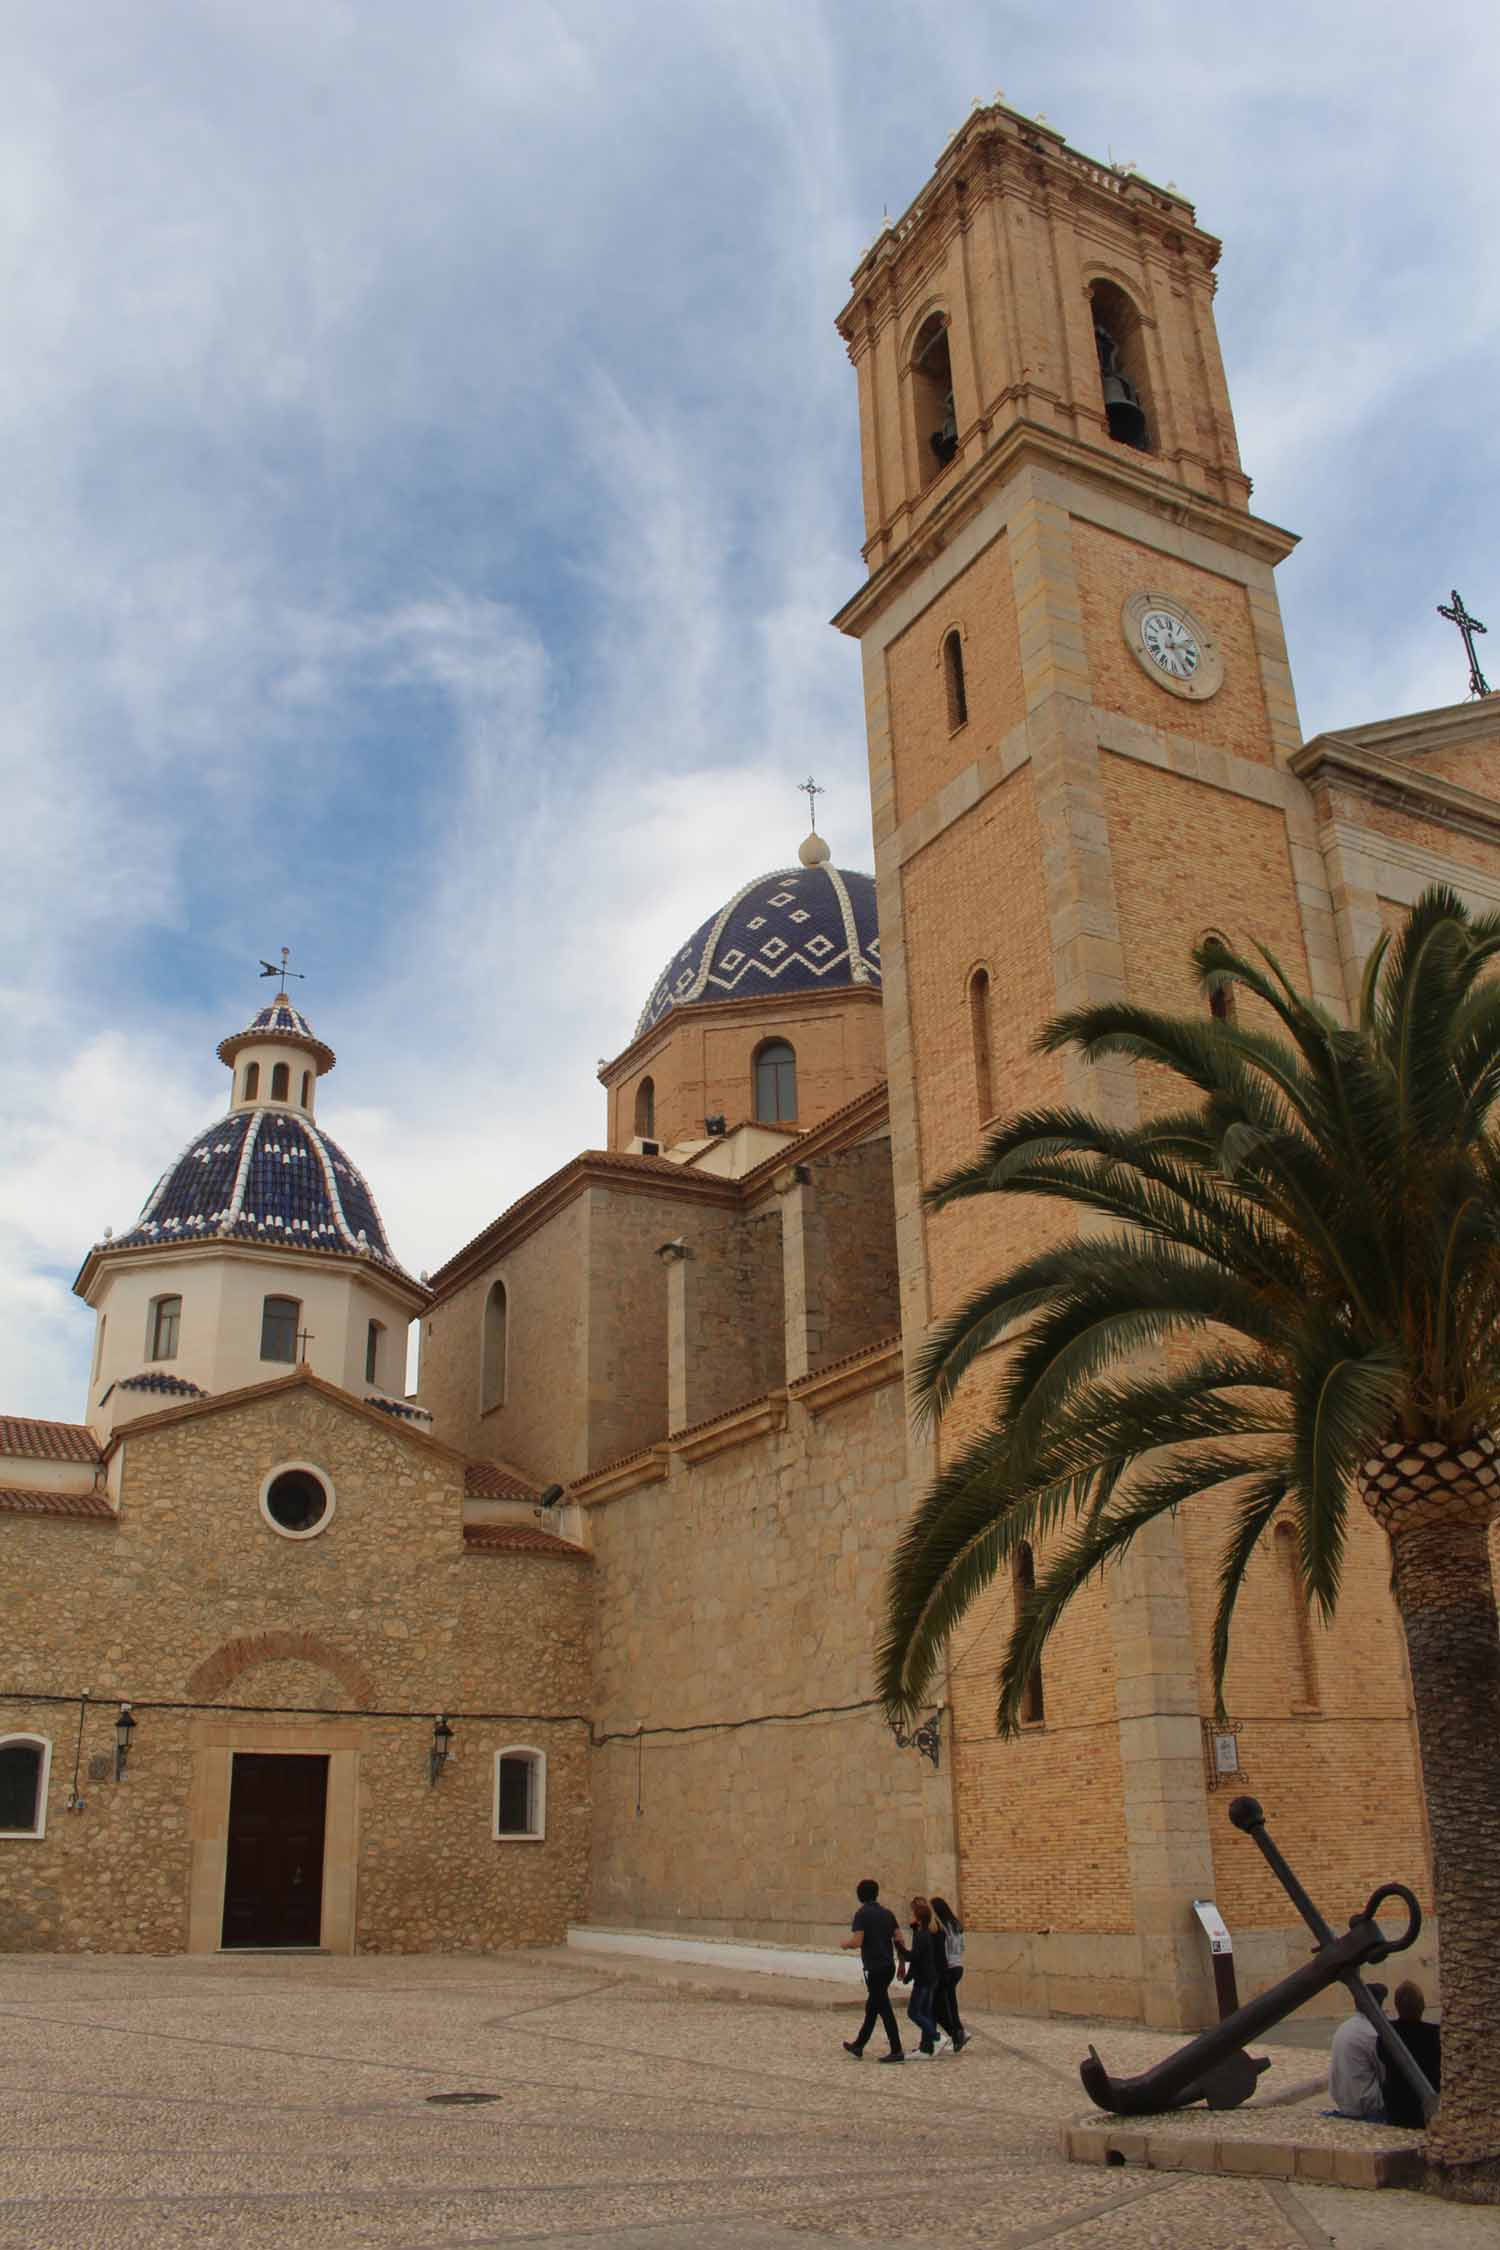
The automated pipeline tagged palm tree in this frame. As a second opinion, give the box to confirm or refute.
[879,887,1500,2190]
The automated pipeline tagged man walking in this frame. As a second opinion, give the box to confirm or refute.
[841,1878,908,2063]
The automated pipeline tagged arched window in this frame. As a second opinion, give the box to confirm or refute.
[482,1279,508,1412]
[910,312,957,484]
[1090,280,1153,453]
[0,1735,51,1838]
[365,1320,384,1386]
[148,1294,181,1362]
[1275,1521,1320,1710]
[300,1071,312,1108]
[1014,1543,1045,1725]
[243,1062,260,1101]
[270,1061,290,1102]
[943,629,968,731]
[260,1294,300,1363]
[753,1040,797,1125]
[493,1746,546,1840]
[634,1076,656,1140]
[969,967,994,1121]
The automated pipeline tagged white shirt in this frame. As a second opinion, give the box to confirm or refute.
[1329,2013,1384,2119]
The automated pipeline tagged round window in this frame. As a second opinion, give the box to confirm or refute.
[259,1463,336,1541]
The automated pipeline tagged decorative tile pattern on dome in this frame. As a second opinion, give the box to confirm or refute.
[114,1372,207,1398]
[249,998,318,1041]
[634,864,882,1036]
[98,1109,416,1280]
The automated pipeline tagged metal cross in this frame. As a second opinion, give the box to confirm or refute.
[1437,589,1491,699]
[259,944,307,991]
[798,776,824,828]
[296,1328,315,1360]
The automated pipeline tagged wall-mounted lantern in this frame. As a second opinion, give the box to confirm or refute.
[429,1715,454,1787]
[892,1707,944,1770]
[114,1702,136,1783]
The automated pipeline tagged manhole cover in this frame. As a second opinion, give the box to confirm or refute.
[426,2091,502,2107]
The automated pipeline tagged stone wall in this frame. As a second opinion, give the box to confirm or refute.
[666,1205,785,1433]
[420,1195,590,1480]
[791,1139,901,1376]
[586,1372,947,1946]
[0,1381,591,1954]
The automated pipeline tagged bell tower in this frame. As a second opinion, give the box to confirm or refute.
[836,104,1343,2028]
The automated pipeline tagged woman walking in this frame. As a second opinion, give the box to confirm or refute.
[903,1897,953,2058]
[931,1895,967,2052]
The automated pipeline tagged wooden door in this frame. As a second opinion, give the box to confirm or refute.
[221,1753,329,1948]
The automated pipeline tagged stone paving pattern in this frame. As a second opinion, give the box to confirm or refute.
[2,1952,1494,2249]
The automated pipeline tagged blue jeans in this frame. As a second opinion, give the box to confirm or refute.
[906,1981,940,2052]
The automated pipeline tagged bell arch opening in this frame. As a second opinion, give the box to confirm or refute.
[1089,279,1153,453]
[910,313,957,485]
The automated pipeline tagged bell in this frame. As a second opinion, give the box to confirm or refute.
[1102,371,1148,450]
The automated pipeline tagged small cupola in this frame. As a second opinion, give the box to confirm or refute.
[217,978,336,1118]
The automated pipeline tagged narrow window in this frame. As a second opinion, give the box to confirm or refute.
[92,1313,107,1381]
[300,1070,312,1107]
[910,313,957,484]
[365,1320,383,1385]
[1275,1522,1320,1709]
[753,1040,797,1124]
[969,967,994,1121]
[148,1294,182,1362]
[1014,1542,1045,1725]
[493,1747,546,1840]
[243,1062,260,1101]
[943,630,968,730]
[1090,280,1153,453]
[634,1076,656,1140]
[0,1736,50,1838]
[270,1061,290,1102]
[482,1279,508,1411]
[260,1294,300,1363]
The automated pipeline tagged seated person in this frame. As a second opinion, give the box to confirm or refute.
[1329,1982,1387,2121]
[1382,1980,1441,2130]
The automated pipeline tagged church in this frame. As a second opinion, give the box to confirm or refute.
[5,98,1496,2031]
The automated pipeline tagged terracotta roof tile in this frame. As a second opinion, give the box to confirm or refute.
[0,1417,101,1464]
[462,1522,589,1558]
[464,1460,540,1501]
[0,1487,114,1519]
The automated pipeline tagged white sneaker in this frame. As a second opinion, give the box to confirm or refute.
[933,2034,955,2056]
[909,2046,932,2060]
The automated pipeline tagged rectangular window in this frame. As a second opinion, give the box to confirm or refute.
[0,1739,49,1838]
[494,1751,545,1840]
[365,1320,382,1385]
[149,1296,181,1361]
[260,1296,300,1363]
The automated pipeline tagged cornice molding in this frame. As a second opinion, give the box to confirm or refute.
[1292,722,1500,848]
[73,1234,432,1314]
[832,420,1294,642]
[789,1339,903,1416]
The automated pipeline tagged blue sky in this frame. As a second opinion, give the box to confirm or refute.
[4,0,1498,1419]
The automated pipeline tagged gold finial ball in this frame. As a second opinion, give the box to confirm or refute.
[798,830,831,867]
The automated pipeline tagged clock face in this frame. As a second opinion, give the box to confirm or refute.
[1140,607,1201,681]
[1120,592,1223,701]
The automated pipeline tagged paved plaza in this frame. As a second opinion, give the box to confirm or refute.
[2,1951,1493,2249]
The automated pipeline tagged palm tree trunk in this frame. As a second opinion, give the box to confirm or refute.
[1388,1507,1500,2191]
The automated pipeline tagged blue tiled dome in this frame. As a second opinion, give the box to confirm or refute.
[635,862,881,1038]
[217,997,335,1074]
[100,1108,413,1278]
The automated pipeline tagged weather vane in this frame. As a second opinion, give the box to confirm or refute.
[258,945,306,995]
[1437,589,1491,699]
[798,775,825,830]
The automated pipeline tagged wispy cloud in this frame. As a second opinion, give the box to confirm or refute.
[3,0,1496,1418]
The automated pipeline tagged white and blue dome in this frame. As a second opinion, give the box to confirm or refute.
[635,858,881,1038]
[103,1107,410,1275]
